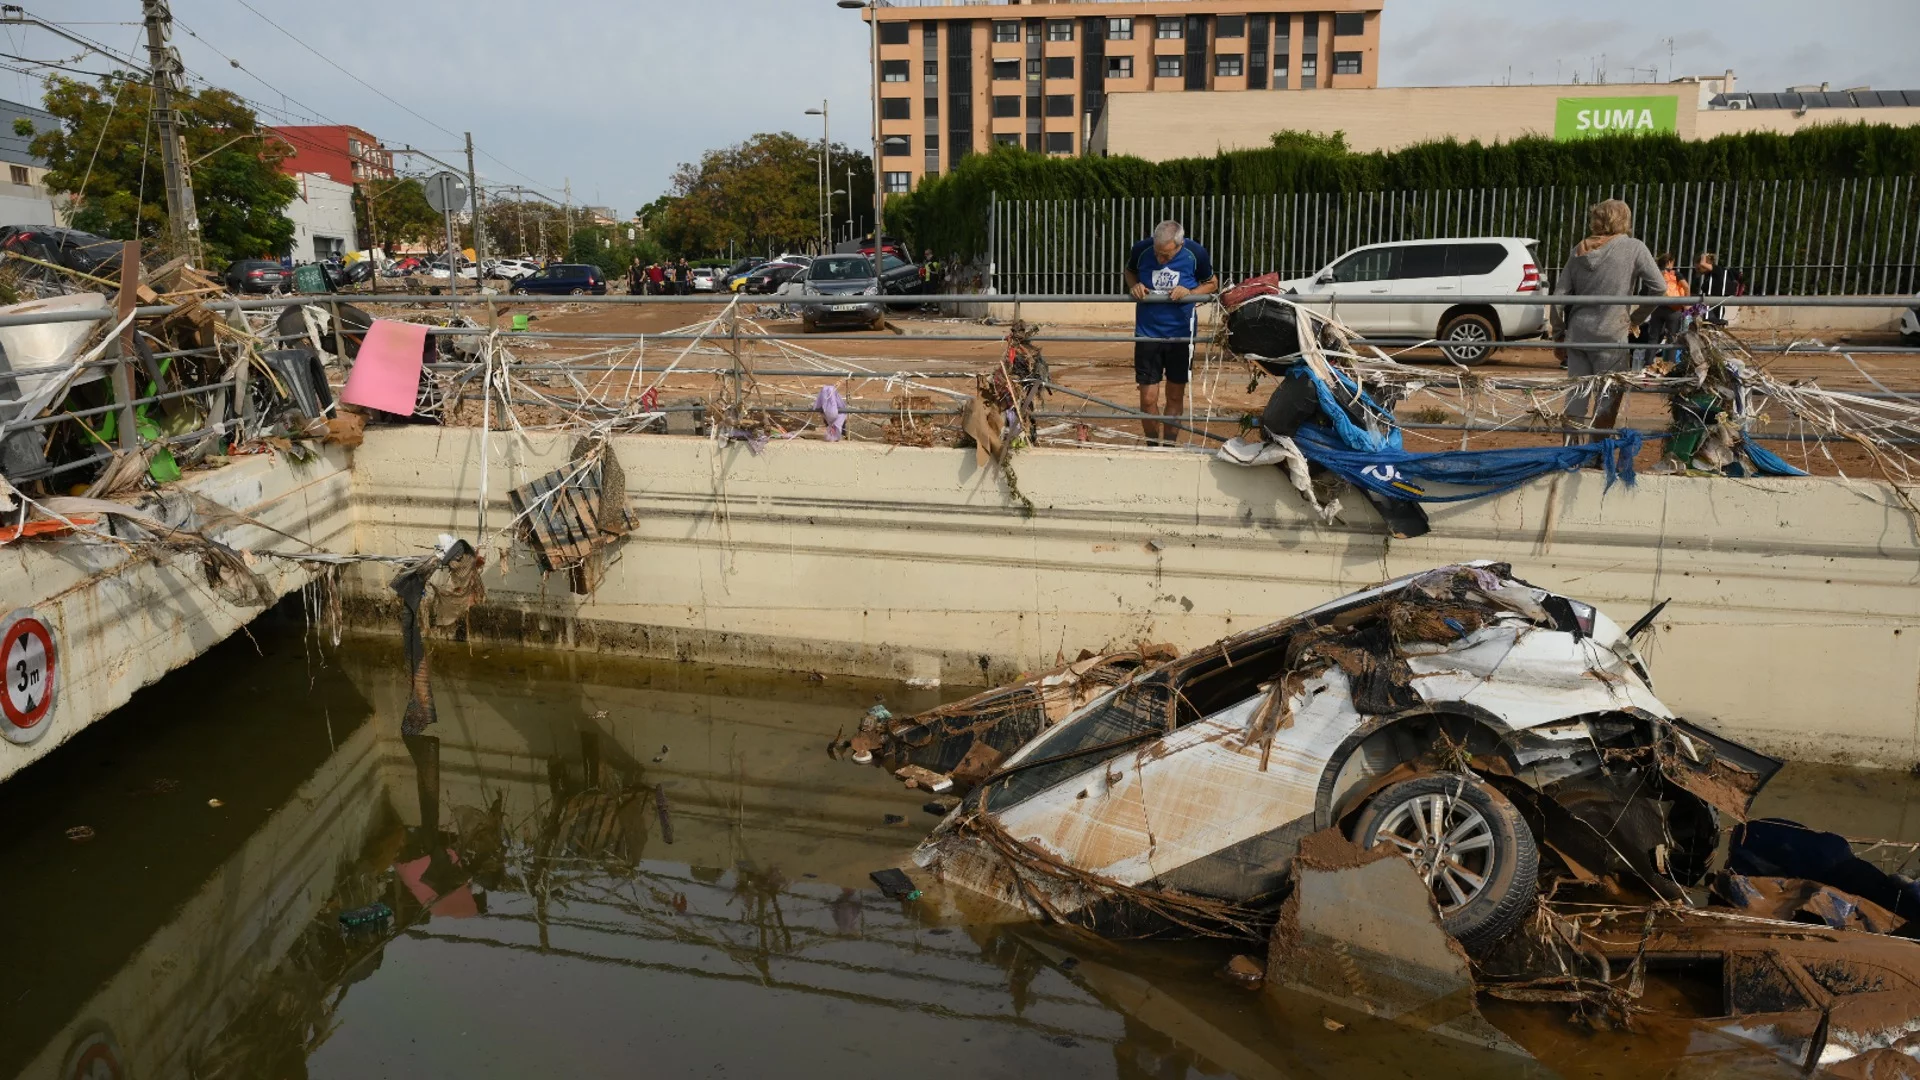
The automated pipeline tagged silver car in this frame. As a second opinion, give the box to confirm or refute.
[796,255,886,332]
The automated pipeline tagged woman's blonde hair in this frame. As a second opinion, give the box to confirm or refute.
[1588,198,1633,237]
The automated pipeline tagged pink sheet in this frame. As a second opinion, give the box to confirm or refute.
[340,318,428,415]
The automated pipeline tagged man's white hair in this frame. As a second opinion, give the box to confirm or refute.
[1152,220,1185,245]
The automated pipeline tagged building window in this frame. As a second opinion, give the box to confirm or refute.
[1045,56,1074,79]
[993,94,1021,118]
[1275,14,1291,42]
[1045,94,1074,117]
[8,165,27,186]
[881,97,911,119]
[1216,54,1244,77]
[1156,17,1182,39]
[924,60,939,82]
[992,58,1019,80]
[1107,17,1132,40]
[925,96,938,117]
[883,134,911,157]
[1302,14,1320,41]
[1156,56,1183,79]
[1273,62,1289,89]
[878,21,909,45]
[994,133,1020,147]
[1301,56,1317,89]
[992,20,1018,43]
[882,60,908,83]
[1106,55,1133,79]
[884,171,911,194]
[1027,58,1042,81]
[1046,19,1073,41]
[926,133,940,150]
[1216,15,1245,38]
[1027,21,1041,42]
[1333,51,1362,76]
[1046,132,1073,154]
[1334,12,1365,36]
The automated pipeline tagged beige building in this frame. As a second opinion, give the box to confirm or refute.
[1091,75,1920,159]
[867,0,1384,192]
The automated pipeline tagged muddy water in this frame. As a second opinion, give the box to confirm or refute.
[2,617,1918,1079]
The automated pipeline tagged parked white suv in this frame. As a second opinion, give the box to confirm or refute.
[1281,238,1546,365]
[489,258,540,282]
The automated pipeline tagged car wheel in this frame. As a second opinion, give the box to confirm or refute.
[511,287,527,296]
[570,287,585,296]
[1350,772,1537,954]
[1439,313,1499,366]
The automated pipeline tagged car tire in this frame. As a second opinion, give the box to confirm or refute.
[1438,312,1500,366]
[511,288,527,296]
[1350,772,1537,954]
[570,287,585,296]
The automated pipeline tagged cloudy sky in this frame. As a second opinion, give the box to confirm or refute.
[6,0,1917,215]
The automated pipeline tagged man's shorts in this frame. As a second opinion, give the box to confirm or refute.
[1134,339,1191,386]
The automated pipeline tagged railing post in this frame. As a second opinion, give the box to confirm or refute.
[111,240,142,452]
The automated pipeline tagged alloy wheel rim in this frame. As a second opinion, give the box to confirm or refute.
[1375,792,1495,912]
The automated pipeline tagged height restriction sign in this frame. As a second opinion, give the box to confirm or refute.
[1,609,57,744]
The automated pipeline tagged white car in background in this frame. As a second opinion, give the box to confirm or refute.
[691,266,721,292]
[1281,237,1546,366]
[1902,294,1919,345]
[424,260,479,282]
[489,258,539,282]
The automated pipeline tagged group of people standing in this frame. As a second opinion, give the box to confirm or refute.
[629,258,694,296]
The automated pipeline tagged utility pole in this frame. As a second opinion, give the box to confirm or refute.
[141,0,202,262]
[563,177,574,251]
[464,131,488,277]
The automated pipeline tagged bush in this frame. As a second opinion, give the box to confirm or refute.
[889,123,1920,258]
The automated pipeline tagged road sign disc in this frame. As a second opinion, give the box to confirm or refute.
[1,609,57,744]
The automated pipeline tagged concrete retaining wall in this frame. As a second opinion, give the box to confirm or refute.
[347,427,1920,769]
[981,300,1908,335]
[0,448,355,784]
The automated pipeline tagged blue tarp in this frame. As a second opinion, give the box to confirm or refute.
[1293,424,1643,503]
[1278,362,1641,503]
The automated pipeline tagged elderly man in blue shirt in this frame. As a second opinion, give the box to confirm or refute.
[1125,220,1218,445]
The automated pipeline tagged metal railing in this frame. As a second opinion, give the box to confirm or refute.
[1,289,1914,490]
[988,178,1920,296]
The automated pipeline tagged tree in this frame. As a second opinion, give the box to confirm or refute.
[33,73,296,265]
[354,177,442,254]
[650,132,874,259]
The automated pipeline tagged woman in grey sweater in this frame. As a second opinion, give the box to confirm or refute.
[1550,199,1667,436]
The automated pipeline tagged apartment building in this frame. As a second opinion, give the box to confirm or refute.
[867,0,1384,192]
[269,125,396,185]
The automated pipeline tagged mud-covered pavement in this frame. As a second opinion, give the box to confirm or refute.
[3,608,1918,1078]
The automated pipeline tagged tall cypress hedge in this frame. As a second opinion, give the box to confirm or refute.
[890,124,1920,259]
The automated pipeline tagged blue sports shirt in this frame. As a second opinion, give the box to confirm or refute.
[1127,238,1215,340]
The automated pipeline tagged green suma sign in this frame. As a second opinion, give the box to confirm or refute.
[1554,96,1680,140]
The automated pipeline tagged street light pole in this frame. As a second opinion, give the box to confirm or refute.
[837,0,883,273]
[805,102,829,254]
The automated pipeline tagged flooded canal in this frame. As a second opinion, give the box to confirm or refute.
[5,610,1920,1079]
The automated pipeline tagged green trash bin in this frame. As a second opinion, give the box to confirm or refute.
[293,263,328,294]
[511,314,530,332]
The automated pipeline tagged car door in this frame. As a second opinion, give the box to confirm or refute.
[1394,243,1458,338]
[1317,245,1399,335]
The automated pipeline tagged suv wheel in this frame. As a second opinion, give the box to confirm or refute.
[570,287,586,296]
[1439,312,1499,366]
[1350,772,1537,953]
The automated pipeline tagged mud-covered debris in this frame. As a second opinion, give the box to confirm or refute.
[1222,954,1265,988]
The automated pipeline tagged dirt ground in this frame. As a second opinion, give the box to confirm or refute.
[376,294,1920,481]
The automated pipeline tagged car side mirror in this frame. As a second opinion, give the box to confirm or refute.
[1316,272,1335,285]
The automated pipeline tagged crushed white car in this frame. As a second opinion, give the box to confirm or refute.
[842,563,1779,952]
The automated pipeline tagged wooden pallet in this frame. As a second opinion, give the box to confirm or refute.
[507,462,636,572]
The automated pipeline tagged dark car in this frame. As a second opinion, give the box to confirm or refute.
[736,262,808,296]
[721,256,766,282]
[870,252,924,297]
[225,258,290,294]
[795,255,891,331]
[0,226,124,276]
[510,263,608,296]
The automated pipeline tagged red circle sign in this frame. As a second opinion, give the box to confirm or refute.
[1,609,57,743]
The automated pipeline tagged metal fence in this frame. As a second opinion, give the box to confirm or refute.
[988,177,1920,297]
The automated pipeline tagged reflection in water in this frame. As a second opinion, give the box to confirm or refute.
[5,616,1919,1078]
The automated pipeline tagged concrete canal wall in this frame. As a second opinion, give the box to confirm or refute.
[347,427,1920,769]
[0,448,353,784]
